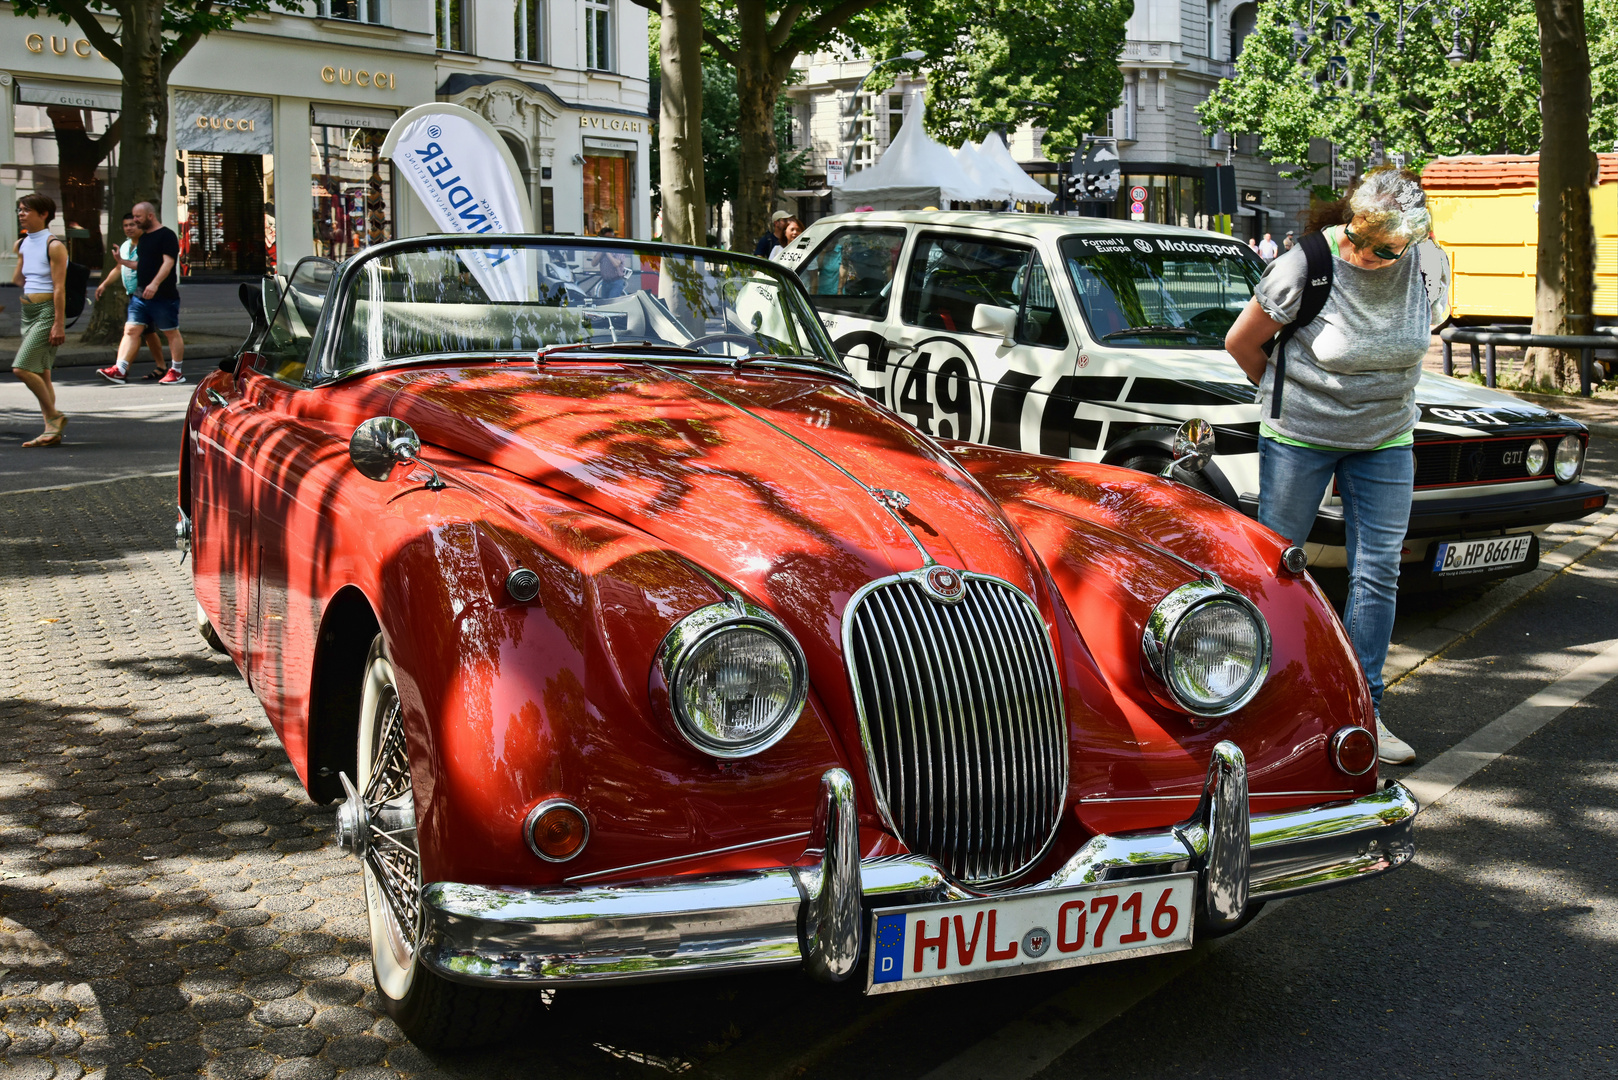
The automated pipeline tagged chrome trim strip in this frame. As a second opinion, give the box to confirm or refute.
[418,778,1417,989]
[563,831,812,884]
[1080,789,1354,804]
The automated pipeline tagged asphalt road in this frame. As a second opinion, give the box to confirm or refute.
[0,380,1613,1078]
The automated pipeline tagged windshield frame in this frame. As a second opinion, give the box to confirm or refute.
[1058,232,1264,351]
[303,233,849,387]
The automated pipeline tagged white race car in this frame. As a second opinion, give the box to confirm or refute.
[785,211,1607,588]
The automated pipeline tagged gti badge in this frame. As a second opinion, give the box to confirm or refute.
[920,565,965,604]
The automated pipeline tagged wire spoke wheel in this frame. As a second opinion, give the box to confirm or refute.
[358,644,423,1000]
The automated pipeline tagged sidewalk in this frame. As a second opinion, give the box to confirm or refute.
[0,281,248,370]
[1423,338,1618,437]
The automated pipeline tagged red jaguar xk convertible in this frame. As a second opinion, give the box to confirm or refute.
[181,236,1417,1048]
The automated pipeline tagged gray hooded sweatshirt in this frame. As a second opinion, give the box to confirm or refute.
[1252,234,1434,450]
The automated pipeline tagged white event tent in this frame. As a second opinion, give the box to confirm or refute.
[976,133,1057,206]
[833,94,988,211]
[952,140,1013,203]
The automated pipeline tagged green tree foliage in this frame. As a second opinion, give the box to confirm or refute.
[864,0,1132,155]
[1198,0,1617,184]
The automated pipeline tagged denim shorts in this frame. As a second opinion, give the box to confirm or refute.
[127,295,180,332]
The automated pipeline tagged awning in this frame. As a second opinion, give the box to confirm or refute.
[15,79,121,112]
[783,188,832,198]
[1245,202,1284,215]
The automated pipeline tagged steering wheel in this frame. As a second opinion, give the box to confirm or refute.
[685,332,760,354]
[1183,308,1231,334]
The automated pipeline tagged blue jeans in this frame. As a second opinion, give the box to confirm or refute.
[1258,438,1414,710]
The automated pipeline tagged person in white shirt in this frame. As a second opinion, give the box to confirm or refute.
[10,194,68,446]
[1258,232,1279,261]
[94,212,166,378]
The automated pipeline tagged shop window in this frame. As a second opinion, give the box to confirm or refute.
[516,0,545,61]
[8,103,120,269]
[178,150,276,278]
[311,124,395,261]
[582,149,630,236]
[436,0,466,51]
[540,187,556,233]
[323,0,385,22]
[585,0,613,71]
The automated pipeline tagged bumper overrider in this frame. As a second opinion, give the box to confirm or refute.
[419,743,1417,988]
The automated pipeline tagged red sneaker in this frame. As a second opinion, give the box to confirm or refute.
[157,369,187,385]
[97,366,127,384]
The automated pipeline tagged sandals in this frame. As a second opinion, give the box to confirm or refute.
[23,413,67,448]
[141,367,168,381]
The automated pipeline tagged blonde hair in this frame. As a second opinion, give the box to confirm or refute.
[1348,166,1431,246]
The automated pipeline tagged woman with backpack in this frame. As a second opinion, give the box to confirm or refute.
[11,194,69,447]
[1224,166,1444,767]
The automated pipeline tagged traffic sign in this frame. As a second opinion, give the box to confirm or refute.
[1130,200,1145,214]
[1129,186,1148,203]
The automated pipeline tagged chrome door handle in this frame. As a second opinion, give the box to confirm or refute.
[206,389,229,408]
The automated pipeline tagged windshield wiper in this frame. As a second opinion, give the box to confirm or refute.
[737,353,828,365]
[1099,325,1203,340]
[535,340,706,363]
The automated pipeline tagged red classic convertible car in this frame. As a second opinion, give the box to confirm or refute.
[182,236,1416,1048]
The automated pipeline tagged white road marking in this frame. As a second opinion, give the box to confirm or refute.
[1403,637,1618,809]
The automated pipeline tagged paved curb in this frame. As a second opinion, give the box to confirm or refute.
[1382,508,1618,687]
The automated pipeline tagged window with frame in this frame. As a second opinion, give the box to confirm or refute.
[436,0,466,51]
[585,0,613,71]
[323,0,384,22]
[797,227,906,320]
[515,0,544,61]
[1206,0,1219,59]
[887,94,904,142]
[901,233,1069,349]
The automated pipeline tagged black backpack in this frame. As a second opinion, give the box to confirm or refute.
[1261,230,1332,421]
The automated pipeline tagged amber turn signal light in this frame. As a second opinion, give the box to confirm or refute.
[524,799,589,862]
[1329,726,1377,776]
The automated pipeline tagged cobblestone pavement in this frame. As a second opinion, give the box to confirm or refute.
[0,477,442,1080]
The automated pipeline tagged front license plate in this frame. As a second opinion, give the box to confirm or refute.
[1431,533,1535,577]
[866,874,1196,994]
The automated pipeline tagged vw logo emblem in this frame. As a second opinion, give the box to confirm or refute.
[1132,238,1154,253]
[1022,927,1052,957]
[920,565,965,604]
[426,124,443,139]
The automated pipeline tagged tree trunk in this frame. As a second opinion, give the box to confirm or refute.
[733,5,781,254]
[658,0,707,245]
[1526,0,1595,389]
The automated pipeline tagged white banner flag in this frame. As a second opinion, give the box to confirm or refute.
[381,103,535,302]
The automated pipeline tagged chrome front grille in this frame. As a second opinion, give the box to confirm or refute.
[844,572,1067,885]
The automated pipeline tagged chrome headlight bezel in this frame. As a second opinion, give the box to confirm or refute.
[1141,580,1272,720]
[656,601,809,759]
[1553,434,1583,483]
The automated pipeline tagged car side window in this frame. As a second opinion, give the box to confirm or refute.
[254,259,336,384]
[796,227,906,321]
[901,233,1068,350]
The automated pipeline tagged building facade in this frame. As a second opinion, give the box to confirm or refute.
[783,0,1307,238]
[0,0,651,280]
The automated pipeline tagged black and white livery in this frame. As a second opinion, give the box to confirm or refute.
[785,211,1606,587]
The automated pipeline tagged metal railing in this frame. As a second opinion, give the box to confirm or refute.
[1439,324,1618,397]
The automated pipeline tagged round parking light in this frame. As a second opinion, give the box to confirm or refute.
[525,800,589,862]
[1330,726,1377,776]
[1554,435,1582,483]
[1524,439,1547,476]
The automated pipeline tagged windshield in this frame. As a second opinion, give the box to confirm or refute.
[1060,234,1262,348]
[318,240,840,379]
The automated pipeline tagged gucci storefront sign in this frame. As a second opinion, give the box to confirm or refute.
[321,66,397,90]
[174,90,274,156]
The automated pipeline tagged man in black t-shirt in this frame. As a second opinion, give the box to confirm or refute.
[100,201,187,385]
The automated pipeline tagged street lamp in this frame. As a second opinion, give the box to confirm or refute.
[840,50,926,177]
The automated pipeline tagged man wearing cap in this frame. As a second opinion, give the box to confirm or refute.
[754,211,790,258]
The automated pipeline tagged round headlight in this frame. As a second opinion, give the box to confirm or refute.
[1142,582,1271,719]
[1554,434,1582,483]
[1524,439,1548,476]
[659,603,807,757]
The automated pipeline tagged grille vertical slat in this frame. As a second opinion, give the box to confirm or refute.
[846,573,1067,885]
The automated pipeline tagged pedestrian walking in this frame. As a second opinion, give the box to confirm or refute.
[1282,230,1296,253]
[94,212,166,378]
[753,211,790,259]
[1223,166,1442,765]
[9,194,69,447]
[98,200,185,385]
[1247,237,1260,255]
[1258,231,1279,261]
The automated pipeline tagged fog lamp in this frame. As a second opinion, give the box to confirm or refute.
[525,799,589,862]
[1330,726,1377,776]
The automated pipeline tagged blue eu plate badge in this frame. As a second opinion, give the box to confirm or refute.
[871,913,906,984]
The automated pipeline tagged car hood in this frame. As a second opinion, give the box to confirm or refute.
[387,362,1045,615]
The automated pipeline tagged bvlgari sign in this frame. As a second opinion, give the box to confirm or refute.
[174,90,273,156]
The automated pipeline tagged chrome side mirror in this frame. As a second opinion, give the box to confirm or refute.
[971,303,1018,347]
[1169,418,1217,474]
[349,416,445,491]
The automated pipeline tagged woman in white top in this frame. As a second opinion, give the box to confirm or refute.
[10,194,68,447]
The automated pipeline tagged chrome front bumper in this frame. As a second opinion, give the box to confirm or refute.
[421,744,1417,987]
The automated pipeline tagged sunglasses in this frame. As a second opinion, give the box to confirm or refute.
[1343,225,1408,262]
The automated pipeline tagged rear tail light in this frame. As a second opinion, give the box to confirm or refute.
[1329,726,1377,776]
[525,799,590,862]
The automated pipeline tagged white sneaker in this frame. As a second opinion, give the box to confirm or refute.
[1376,716,1416,765]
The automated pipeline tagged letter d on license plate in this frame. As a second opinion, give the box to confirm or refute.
[865,874,1196,994]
